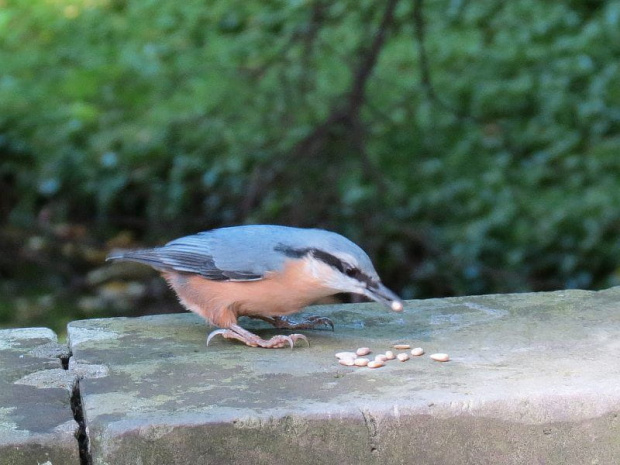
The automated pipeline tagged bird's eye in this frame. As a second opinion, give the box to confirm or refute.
[345,268,358,278]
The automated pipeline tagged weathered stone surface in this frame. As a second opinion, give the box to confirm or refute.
[0,328,79,465]
[68,288,620,465]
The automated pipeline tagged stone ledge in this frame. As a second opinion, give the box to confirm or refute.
[66,287,620,465]
[0,328,80,465]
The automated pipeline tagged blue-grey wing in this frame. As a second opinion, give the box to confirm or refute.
[107,227,288,281]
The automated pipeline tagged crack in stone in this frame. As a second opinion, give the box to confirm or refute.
[360,409,379,454]
[60,348,93,465]
[60,353,70,370]
[70,381,92,465]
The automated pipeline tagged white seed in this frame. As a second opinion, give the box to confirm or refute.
[385,350,395,360]
[391,301,403,312]
[367,361,384,369]
[430,353,450,362]
[335,352,357,360]
[339,358,355,366]
[356,347,371,356]
[374,354,388,363]
[410,347,424,356]
[397,353,410,362]
[354,357,370,367]
[393,344,411,350]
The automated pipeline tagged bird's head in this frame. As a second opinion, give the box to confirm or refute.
[275,234,403,312]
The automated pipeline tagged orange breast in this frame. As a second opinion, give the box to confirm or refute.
[162,259,335,328]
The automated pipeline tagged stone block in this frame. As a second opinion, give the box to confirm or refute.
[68,288,620,464]
[0,328,79,465]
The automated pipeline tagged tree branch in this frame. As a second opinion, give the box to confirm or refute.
[347,0,400,119]
[247,2,402,222]
[412,0,475,120]
[294,0,401,158]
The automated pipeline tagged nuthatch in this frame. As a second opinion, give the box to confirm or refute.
[107,225,403,349]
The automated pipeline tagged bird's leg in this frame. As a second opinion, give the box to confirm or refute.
[250,315,335,331]
[206,324,308,349]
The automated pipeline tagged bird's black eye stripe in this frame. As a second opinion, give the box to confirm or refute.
[275,245,345,271]
[274,244,375,286]
[274,244,308,259]
[310,249,348,273]
[344,267,374,287]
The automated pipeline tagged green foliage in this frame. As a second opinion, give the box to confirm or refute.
[2,0,620,318]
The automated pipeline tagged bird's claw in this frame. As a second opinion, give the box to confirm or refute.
[206,329,229,346]
[206,327,309,349]
[258,315,334,331]
[263,334,309,349]
[305,315,335,331]
[284,333,309,348]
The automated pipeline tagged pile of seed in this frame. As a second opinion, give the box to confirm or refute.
[335,344,449,369]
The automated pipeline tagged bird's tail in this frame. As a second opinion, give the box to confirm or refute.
[106,249,165,269]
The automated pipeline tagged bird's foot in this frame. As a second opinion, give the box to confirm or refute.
[206,324,308,349]
[252,315,335,331]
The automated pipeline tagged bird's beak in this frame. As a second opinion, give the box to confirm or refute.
[364,282,404,312]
